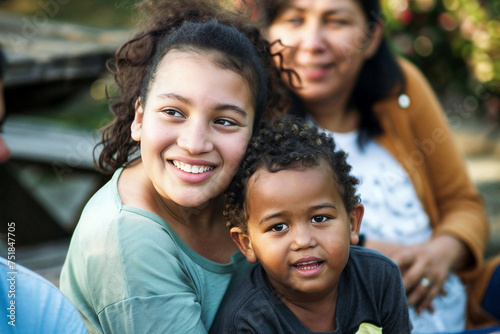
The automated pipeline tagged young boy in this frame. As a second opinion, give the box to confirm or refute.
[211,116,411,333]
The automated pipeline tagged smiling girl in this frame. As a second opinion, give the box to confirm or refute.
[59,1,286,333]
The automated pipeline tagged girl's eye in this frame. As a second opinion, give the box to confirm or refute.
[311,215,328,223]
[162,109,183,117]
[214,119,236,127]
[269,223,288,232]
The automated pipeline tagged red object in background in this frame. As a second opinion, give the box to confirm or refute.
[397,9,413,26]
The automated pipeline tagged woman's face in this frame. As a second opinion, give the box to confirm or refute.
[132,50,255,208]
[266,0,382,105]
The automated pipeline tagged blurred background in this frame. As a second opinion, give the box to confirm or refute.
[0,0,498,285]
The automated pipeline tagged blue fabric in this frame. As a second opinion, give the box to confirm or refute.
[0,257,87,334]
[434,326,500,334]
[481,263,500,321]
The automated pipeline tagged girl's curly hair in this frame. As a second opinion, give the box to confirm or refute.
[224,115,361,232]
[95,0,293,173]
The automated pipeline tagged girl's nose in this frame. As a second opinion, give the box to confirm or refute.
[290,224,317,251]
[177,119,214,155]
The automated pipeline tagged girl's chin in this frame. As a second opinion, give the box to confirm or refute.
[174,190,221,209]
[175,197,211,209]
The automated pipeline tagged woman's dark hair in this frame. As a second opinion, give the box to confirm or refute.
[224,115,360,232]
[96,0,289,173]
[0,44,6,80]
[254,0,406,147]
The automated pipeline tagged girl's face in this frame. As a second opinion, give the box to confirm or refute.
[132,50,255,208]
[266,0,382,105]
[233,163,363,299]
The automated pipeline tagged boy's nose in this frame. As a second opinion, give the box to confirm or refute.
[290,224,317,251]
[177,119,214,155]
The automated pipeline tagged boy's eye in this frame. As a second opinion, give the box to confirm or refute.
[311,215,328,223]
[269,223,288,232]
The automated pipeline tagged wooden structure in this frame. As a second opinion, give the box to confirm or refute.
[0,12,131,248]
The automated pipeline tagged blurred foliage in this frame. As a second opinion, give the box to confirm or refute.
[0,0,137,27]
[2,0,498,100]
[382,0,500,97]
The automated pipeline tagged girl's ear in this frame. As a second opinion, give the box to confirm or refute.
[349,204,364,245]
[364,22,384,60]
[230,227,257,263]
[131,98,144,142]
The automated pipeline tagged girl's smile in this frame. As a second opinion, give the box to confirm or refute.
[131,50,255,208]
[169,159,216,183]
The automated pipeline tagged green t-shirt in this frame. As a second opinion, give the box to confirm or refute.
[60,168,253,334]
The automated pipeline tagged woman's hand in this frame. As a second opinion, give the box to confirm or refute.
[365,235,471,314]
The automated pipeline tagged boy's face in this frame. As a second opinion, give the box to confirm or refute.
[231,162,363,300]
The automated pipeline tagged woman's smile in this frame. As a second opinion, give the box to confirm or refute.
[296,62,335,81]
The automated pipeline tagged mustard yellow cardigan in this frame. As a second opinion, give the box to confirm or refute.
[373,58,489,280]
[372,58,499,327]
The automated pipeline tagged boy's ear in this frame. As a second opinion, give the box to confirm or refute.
[349,204,364,245]
[230,227,257,263]
[131,98,143,142]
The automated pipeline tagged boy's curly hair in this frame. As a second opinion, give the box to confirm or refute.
[95,0,293,174]
[224,115,360,232]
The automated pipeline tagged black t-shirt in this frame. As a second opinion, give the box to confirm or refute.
[210,246,411,334]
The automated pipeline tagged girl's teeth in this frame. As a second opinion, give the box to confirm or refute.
[173,161,213,174]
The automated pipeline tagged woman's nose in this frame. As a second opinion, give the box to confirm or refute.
[299,21,327,54]
[177,119,214,155]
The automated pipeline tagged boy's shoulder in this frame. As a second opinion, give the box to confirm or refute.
[211,264,290,333]
[346,246,401,285]
[221,264,274,312]
[349,245,398,267]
